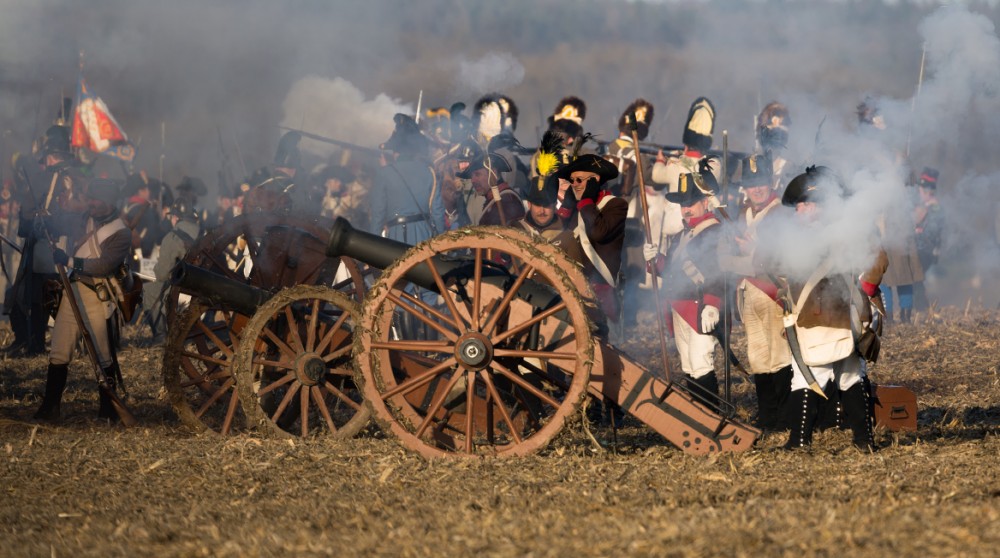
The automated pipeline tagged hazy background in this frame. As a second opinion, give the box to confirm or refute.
[2,0,1000,306]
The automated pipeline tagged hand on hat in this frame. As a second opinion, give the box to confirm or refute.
[580,178,601,205]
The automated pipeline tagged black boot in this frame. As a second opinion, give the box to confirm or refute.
[753,373,778,431]
[686,372,719,401]
[841,381,877,451]
[816,381,844,432]
[772,365,793,431]
[784,388,820,449]
[34,364,69,422]
[98,364,121,422]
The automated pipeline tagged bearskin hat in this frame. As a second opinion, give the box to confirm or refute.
[547,96,587,138]
[757,101,790,150]
[617,99,655,140]
[449,102,472,143]
[274,131,302,168]
[682,97,716,152]
[473,94,505,141]
[498,95,518,132]
[422,107,451,143]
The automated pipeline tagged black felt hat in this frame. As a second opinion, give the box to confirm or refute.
[737,153,773,188]
[781,165,845,207]
[554,154,619,184]
[666,172,714,206]
[456,152,512,179]
[86,178,122,206]
[525,173,560,207]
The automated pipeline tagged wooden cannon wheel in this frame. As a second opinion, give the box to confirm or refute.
[233,285,369,439]
[355,228,594,458]
[161,211,366,434]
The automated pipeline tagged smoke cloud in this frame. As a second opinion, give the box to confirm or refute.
[456,52,525,94]
[2,0,1000,305]
[280,76,411,159]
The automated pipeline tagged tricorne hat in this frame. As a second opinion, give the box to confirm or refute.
[554,154,618,184]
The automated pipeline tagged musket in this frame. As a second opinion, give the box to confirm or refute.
[41,224,138,426]
[637,141,748,161]
[415,90,423,125]
[721,131,732,403]
[0,231,23,254]
[21,157,138,425]
[277,126,381,156]
[627,112,672,383]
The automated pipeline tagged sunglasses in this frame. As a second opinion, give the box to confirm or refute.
[571,177,595,184]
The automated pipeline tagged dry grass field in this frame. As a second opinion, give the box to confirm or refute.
[2,308,999,557]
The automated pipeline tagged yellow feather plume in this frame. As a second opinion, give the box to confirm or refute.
[537,151,558,178]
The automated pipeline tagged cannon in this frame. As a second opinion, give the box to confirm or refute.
[161,212,367,436]
[224,217,760,457]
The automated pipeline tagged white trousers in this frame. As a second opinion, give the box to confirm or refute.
[50,282,115,368]
[672,310,718,378]
[790,353,865,391]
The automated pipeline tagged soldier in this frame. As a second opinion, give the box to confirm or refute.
[554,154,627,325]
[756,101,793,191]
[143,199,201,344]
[4,125,84,357]
[122,172,165,262]
[318,164,367,229]
[245,131,301,213]
[648,98,722,260]
[879,176,924,325]
[530,97,590,191]
[720,154,793,430]
[605,99,655,197]
[369,113,445,244]
[471,94,530,198]
[649,170,725,398]
[913,167,943,311]
[775,166,887,451]
[34,178,132,422]
[456,152,524,227]
[515,175,563,241]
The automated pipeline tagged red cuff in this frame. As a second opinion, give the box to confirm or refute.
[703,294,722,310]
[556,207,573,219]
[860,281,879,297]
[576,198,595,210]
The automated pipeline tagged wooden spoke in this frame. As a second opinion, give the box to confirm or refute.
[261,326,297,359]
[306,298,320,351]
[426,255,471,330]
[491,349,579,361]
[472,247,482,330]
[314,310,350,356]
[369,340,454,353]
[195,321,234,359]
[379,357,458,401]
[414,371,465,439]
[195,377,236,418]
[479,370,522,444]
[321,382,365,413]
[258,372,296,396]
[312,385,338,433]
[489,361,561,409]
[492,301,568,345]
[269,380,301,423]
[284,306,306,353]
[388,290,460,342]
[481,263,534,337]
[221,389,240,436]
[464,373,475,453]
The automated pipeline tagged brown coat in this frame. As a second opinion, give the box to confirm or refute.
[557,194,629,286]
[792,248,888,330]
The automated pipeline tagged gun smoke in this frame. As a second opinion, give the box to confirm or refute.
[1,0,999,306]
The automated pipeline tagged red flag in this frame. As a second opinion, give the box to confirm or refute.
[71,77,134,161]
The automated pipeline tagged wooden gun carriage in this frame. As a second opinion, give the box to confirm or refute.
[164,212,760,457]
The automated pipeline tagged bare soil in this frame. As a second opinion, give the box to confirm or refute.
[2,308,1000,557]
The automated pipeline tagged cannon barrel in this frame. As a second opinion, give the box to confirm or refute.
[326,217,560,310]
[171,262,272,316]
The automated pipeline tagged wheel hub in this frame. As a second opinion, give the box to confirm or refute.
[294,353,328,386]
[455,332,493,370]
